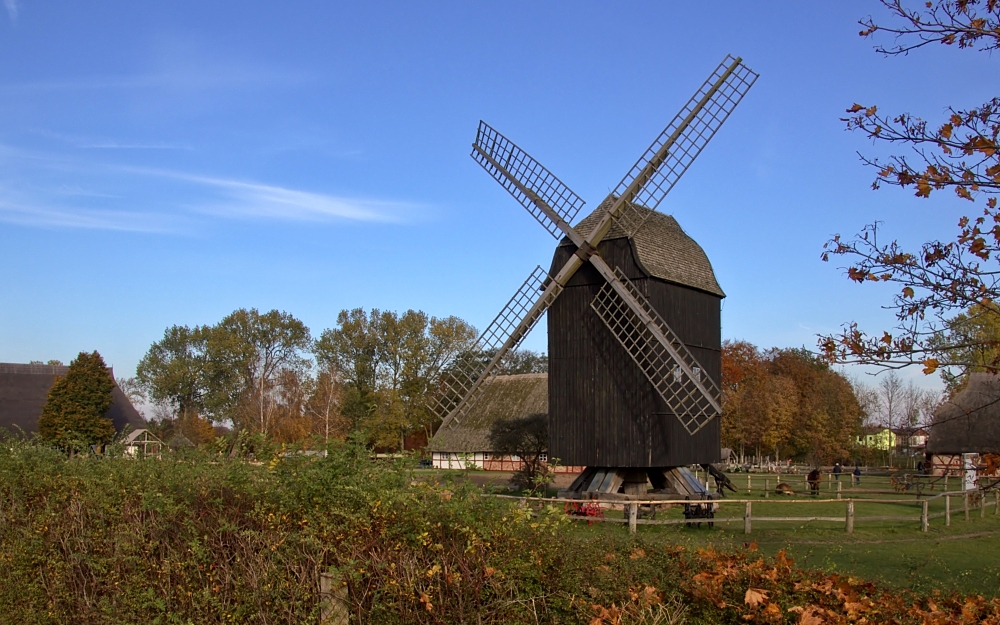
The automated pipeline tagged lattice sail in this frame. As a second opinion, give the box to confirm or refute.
[612,55,758,237]
[430,266,562,428]
[472,121,586,238]
[590,268,721,435]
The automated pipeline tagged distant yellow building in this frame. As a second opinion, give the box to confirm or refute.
[857,427,896,451]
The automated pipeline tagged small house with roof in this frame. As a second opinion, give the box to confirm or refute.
[926,373,1000,483]
[123,429,164,457]
[428,373,583,473]
[0,362,146,436]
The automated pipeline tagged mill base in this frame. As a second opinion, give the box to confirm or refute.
[557,466,717,500]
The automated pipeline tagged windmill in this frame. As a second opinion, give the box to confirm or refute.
[431,55,757,499]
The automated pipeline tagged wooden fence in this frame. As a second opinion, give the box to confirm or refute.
[494,488,1000,535]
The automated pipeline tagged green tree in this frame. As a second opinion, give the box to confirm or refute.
[314,308,383,430]
[211,308,312,433]
[315,308,476,449]
[927,302,1000,393]
[136,324,223,441]
[38,351,116,451]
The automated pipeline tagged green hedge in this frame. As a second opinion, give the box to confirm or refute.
[0,441,996,624]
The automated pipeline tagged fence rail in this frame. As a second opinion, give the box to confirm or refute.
[491,488,1000,534]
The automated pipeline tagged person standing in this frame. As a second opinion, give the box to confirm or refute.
[833,463,842,481]
[853,465,862,486]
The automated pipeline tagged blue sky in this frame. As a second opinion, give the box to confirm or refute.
[0,2,994,389]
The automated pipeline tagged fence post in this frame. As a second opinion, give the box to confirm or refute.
[837,481,842,500]
[945,495,951,526]
[627,502,637,535]
[319,572,350,625]
[996,490,999,516]
[982,491,987,518]
[744,501,752,534]
[964,492,970,522]
[921,500,929,532]
[846,500,854,534]
[764,479,769,498]
[747,474,751,494]
[944,474,948,490]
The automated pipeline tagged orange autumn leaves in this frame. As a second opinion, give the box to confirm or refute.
[680,544,1000,625]
[721,341,863,463]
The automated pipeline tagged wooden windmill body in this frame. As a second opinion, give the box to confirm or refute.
[548,200,724,470]
[430,55,757,499]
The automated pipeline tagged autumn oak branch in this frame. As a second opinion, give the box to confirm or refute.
[819,1,1000,380]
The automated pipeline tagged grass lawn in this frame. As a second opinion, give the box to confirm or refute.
[435,468,1000,597]
[564,504,1000,597]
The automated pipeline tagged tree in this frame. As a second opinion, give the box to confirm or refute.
[928,302,1000,393]
[314,308,382,430]
[136,324,218,423]
[720,341,797,464]
[820,1,1000,382]
[212,308,312,434]
[721,342,864,464]
[136,323,231,445]
[38,351,116,452]
[305,365,347,444]
[503,349,548,374]
[314,308,476,449]
[488,413,549,493]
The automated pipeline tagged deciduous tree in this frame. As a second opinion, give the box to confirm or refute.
[212,308,312,434]
[820,1,1000,382]
[314,308,476,449]
[722,342,864,464]
[488,413,549,493]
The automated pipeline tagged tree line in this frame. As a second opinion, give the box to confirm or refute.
[133,307,547,450]
[721,341,867,465]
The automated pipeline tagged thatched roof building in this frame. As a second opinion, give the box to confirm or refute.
[927,373,1000,455]
[429,373,547,454]
[0,363,146,436]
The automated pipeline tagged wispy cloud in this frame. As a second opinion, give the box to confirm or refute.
[0,154,420,232]
[3,0,17,23]
[137,170,411,223]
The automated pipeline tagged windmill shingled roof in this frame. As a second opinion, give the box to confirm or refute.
[569,195,725,297]
[927,372,1000,455]
[428,373,547,452]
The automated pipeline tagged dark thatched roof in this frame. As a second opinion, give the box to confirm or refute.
[927,373,1000,455]
[428,373,547,453]
[0,363,146,436]
[568,195,725,297]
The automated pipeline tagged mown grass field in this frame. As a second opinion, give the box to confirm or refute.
[434,468,1000,597]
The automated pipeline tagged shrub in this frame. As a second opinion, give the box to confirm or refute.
[0,439,998,624]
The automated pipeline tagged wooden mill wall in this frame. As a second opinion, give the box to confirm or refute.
[547,237,722,468]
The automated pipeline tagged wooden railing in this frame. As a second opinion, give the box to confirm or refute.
[491,488,1000,534]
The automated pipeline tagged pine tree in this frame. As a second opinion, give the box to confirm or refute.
[38,351,116,451]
